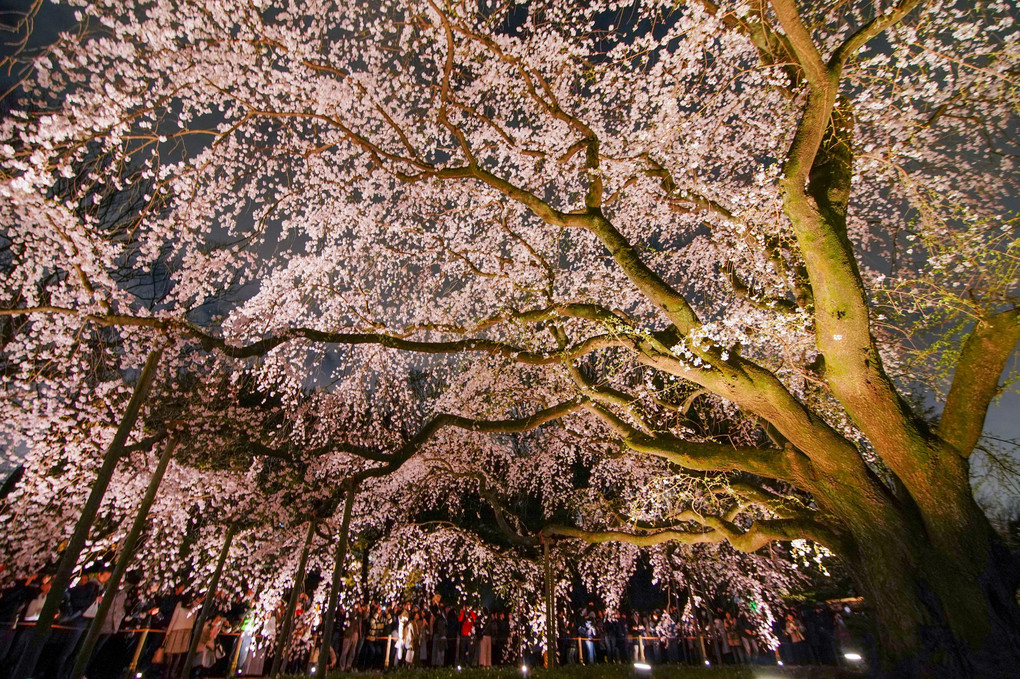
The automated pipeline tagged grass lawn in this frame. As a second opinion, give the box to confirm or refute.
[313,665,866,679]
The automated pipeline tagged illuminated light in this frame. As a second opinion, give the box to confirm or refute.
[704,659,710,665]
[633,662,652,671]
[520,664,528,674]
[136,674,143,679]
[457,666,462,671]
[777,660,784,666]
[845,652,863,661]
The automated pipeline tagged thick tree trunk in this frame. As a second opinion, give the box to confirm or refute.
[10,348,162,679]
[840,500,1020,678]
[72,435,179,679]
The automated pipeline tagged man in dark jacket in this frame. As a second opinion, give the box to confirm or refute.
[53,572,103,679]
[0,574,41,665]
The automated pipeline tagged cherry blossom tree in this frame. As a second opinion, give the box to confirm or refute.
[2,0,1019,675]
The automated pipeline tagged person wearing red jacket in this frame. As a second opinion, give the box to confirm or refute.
[457,607,476,666]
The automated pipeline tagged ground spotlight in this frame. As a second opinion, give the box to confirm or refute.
[777,660,784,666]
[521,664,528,674]
[457,666,462,671]
[136,674,143,679]
[704,659,710,665]
[633,662,652,672]
[845,652,863,661]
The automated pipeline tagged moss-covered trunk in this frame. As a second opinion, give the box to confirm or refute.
[834,488,1020,678]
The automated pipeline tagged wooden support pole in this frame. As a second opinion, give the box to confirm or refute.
[11,349,162,679]
[314,481,357,679]
[73,435,179,679]
[543,538,556,667]
[227,630,243,677]
[179,523,238,679]
[269,519,317,677]
[127,628,150,673]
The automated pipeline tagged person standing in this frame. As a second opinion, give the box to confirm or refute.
[0,574,40,666]
[402,609,419,665]
[196,614,224,674]
[457,606,476,667]
[710,609,728,665]
[367,604,386,668]
[494,611,509,666]
[430,605,446,667]
[785,611,807,665]
[162,592,199,679]
[477,609,494,667]
[629,611,645,662]
[737,612,758,664]
[579,615,596,665]
[53,572,102,679]
[81,573,128,675]
[4,576,49,672]
[339,604,363,670]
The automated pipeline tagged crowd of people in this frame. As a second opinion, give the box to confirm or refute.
[0,568,865,678]
[552,602,857,668]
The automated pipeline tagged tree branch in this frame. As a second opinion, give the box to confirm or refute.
[828,0,924,70]
[545,512,842,553]
[584,401,809,485]
[939,307,1020,458]
[768,0,828,86]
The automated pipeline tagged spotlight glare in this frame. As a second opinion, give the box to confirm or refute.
[704,659,710,665]
[777,660,784,666]
[845,652,863,661]
[633,662,652,671]
[521,664,528,674]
